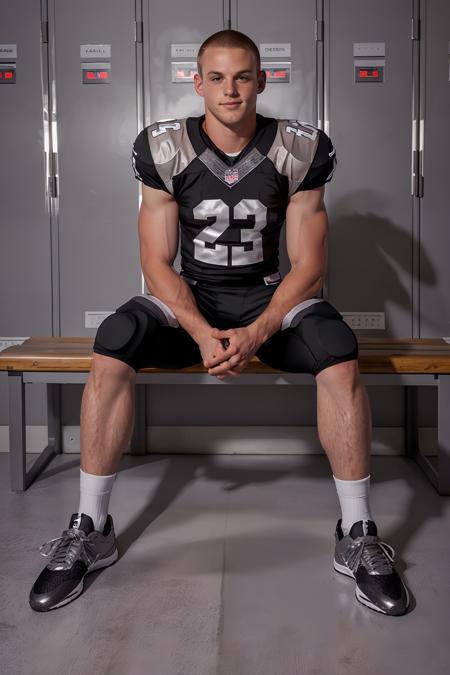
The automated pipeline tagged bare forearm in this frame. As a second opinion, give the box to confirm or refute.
[250,265,323,343]
[143,264,212,342]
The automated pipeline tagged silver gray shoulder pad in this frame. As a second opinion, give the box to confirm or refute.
[146,118,197,195]
[267,120,321,197]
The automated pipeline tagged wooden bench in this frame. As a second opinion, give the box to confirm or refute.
[1,336,450,495]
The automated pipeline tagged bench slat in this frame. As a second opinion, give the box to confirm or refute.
[1,337,450,373]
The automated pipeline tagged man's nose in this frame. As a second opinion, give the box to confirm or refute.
[223,78,238,96]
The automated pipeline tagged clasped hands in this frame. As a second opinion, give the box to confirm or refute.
[203,325,263,380]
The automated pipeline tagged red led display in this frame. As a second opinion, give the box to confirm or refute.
[86,70,109,79]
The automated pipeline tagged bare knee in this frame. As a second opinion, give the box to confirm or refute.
[91,352,136,381]
[316,359,360,389]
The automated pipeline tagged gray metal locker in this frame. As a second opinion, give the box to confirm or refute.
[0,1,52,336]
[419,0,450,337]
[50,0,141,337]
[325,0,415,337]
[0,1,53,434]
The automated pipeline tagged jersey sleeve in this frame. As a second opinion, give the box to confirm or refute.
[131,128,170,193]
[294,129,337,193]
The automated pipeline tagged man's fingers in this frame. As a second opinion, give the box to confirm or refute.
[206,347,236,368]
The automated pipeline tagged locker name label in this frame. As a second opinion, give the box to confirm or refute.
[80,45,111,59]
[0,45,17,59]
[260,44,291,58]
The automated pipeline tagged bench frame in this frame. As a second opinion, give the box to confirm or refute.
[7,370,450,495]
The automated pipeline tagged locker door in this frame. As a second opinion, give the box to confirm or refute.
[419,0,450,337]
[0,1,52,335]
[51,0,139,336]
[144,0,224,124]
[326,0,414,337]
[234,0,317,121]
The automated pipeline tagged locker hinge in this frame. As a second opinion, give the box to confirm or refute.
[416,173,424,198]
[134,21,143,44]
[48,152,58,198]
[411,17,420,41]
[48,176,58,198]
[315,20,324,42]
[413,150,424,198]
[41,21,49,44]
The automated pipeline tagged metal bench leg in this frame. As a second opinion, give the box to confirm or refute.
[9,372,26,492]
[437,375,450,495]
[130,384,146,455]
[405,384,440,492]
[8,373,61,492]
[48,384,63,456]
[405,385,419,458]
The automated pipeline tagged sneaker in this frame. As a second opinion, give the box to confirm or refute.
[334,518,409,616]
[29,512,118,612]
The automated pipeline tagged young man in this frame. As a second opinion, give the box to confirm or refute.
[29,30,409,616]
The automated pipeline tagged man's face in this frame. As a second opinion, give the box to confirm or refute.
[194,47,266,126]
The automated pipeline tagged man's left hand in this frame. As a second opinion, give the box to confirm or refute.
[205,325,264,379]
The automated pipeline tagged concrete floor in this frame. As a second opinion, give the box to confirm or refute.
[1,452,449,675]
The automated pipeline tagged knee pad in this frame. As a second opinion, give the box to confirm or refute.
[93,295,180,368]
[94,309,149,358]
[288,300,358,364]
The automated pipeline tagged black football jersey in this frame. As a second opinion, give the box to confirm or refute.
[132,113,336,285]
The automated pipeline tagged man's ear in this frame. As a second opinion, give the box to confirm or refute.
[257,69,267,94]
[193,72,204,97]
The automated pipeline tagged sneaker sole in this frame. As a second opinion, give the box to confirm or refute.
[33,547,119,612]
[333,559,410,616]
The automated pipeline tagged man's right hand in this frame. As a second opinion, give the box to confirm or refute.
[196,328,231,380]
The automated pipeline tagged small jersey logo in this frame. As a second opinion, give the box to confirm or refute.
[224,167,239,185]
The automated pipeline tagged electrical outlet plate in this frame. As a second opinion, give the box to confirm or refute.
[85,311,114,329]
[0,337,29,351]
[341,312,385,330]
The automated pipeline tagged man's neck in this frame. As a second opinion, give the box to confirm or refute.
[202,113,257,154]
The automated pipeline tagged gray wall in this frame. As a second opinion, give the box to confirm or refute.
[2,0,448,447]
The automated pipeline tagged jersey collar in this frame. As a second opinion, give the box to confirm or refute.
[186,113,277,167]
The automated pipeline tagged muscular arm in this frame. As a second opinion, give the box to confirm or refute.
[249,185,328,343]
[138,184,212,342]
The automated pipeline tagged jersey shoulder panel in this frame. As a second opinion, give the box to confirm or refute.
[267,120,336,196]
[145,118,197,195]
[132,118,198,195]
[293,126,337,194]
[132,126,169,193]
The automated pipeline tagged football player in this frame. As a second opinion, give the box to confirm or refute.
[29,30,409,618]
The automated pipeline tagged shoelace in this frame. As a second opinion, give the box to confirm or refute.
[344,537,395,575]
[39,528,99,570]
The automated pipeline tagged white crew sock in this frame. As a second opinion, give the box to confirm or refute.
[333,474,373,535]
[78,468,117,533]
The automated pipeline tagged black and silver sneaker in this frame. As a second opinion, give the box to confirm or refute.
[334,518,409,616]
[29,512,118,612]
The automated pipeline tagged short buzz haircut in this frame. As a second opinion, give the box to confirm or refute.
[197,29,261,78]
